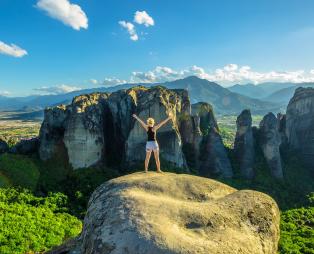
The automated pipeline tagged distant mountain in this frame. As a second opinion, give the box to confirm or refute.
[228,82,295,99]
[158,76,281,114]
[0,76,281,115]
[265,83,314,104]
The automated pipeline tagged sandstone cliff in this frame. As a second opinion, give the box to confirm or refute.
[39,86,232,177]
[234,109,255,179]
[259,113,283,179]
[77,172,280,254]
[286,87,314,172]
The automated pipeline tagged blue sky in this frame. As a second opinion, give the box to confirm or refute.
[1,0,314,96]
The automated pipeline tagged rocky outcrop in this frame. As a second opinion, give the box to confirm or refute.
[39,86,233,174]
[78,172,280,254]
[286,87,314,172]
[39,105,68,161]
[259,113,283,179]
[124,88,187,168]
[0,138,9,154]
[234,109,255,179]
[195,102,233,178]
[63,94,108,169]
[10,137,39,155]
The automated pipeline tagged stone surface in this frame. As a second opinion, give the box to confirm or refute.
[79,172,280,254]
[63,93,108,169]
[10,137,39,155]
[0,138,9,154]
[39,86,233,176]
[285,87,314,172]
[39,105,68,160]
[259,113,283,179]
[192,103,233,178]
[234,109,255,179]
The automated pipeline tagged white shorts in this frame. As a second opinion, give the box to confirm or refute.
[146,141,159,152]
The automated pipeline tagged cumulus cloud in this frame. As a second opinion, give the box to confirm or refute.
[119,21,138,41]
[34,84,82,95]
[129,64,314,85]
[36,0,88,30]
[102,78,127,86]
[0,41,28,58]
[134,11,154,27]
[0,91,10,96]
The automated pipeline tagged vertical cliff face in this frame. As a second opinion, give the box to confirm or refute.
[234,109,255,179]
[259,113,283,179]
[39,105,68,161]
[125,88,187,168]
[192,103,233,178]
[38,86,233,177]
[63,94,108,169]
[286,87,314,172]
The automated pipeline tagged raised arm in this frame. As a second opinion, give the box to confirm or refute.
[154,115,172,130]
[132,114,148,131]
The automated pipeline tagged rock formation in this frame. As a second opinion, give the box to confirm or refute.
[10,137,39,155]
[78,172,280,254]
[234,109,255,179]
[39,86,232,176]
[195,102,233,178]
[259,113,283,179]
[285,87,314,172]
[0,138,9,154]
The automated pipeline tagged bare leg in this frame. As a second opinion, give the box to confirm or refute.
[145,150,152,172]
[153,149,162,172]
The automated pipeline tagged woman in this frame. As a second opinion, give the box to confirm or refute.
[132,113,172,173]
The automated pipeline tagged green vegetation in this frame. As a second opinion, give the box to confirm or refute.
[279,194,314,254]
[0,154,40,191]
[0,188,82,254]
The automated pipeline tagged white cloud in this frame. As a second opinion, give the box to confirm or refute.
[129,64,314,85]
[90,79,98,85]
[36,0,88,30]
[0,41,28,58]
[0,91,10,96]
[119,21,138,41]
[34,84,82,95]
[102,78,127,86]
[134,11,154,27]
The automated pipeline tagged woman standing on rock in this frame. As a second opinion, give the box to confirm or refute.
[132,113,172,173]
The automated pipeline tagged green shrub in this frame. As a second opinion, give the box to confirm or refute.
[279,195,314,254]
[0,188,82,254]
[0,154,40,191]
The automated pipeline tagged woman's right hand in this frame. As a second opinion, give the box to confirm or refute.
[132,114,137,118]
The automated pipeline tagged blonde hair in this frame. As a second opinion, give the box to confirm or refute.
[147,117,155,125]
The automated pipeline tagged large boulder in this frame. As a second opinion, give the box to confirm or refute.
[234,109,255,179]
[259,113,283,179]
[285,87,314,172]
[79,172,280,254]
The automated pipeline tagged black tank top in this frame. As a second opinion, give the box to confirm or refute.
[147,127,156,141]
